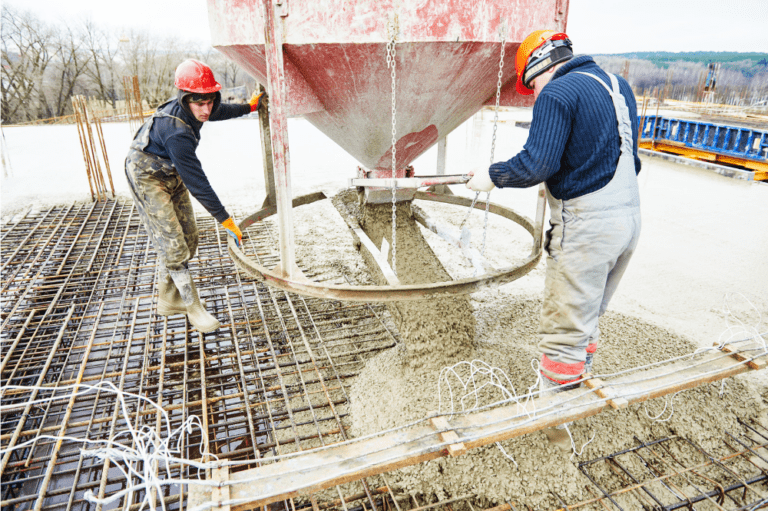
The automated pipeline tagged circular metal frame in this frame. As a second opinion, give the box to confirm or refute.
[229,190,544,302]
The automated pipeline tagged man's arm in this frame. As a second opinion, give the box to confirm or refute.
[210,102,251,122]
[165,131,230,223]
[489,93,572,189]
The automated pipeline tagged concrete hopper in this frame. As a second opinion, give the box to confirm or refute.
[208,0,568,171]
[207,0,568,299]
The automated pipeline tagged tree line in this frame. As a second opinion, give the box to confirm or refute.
[594,54,768,105]
[4,3,767,125]
[1,5,255,125]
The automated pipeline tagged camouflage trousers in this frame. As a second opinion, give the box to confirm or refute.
[125,148,199,276]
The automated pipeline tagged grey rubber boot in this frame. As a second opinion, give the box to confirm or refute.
[157,271,186,316]
[169,268,221,333]
[539,374,579,451]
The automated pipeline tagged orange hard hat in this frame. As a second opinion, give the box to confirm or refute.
[174,59,221,94]
[515,30,572,95]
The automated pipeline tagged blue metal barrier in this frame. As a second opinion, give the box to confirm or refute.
[638,115,768,165]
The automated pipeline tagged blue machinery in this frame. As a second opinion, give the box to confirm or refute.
[638,115,768,179]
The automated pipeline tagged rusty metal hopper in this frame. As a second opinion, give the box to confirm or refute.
[208,0,568,171]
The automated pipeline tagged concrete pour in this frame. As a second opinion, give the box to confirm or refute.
[314,186,768,509]
[335,190,476,370]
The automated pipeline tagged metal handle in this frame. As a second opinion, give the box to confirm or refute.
[349,174,470,189]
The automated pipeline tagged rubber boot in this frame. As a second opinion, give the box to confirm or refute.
[539,374,579,452]
[157,272,186,316]
[169,268,221,333]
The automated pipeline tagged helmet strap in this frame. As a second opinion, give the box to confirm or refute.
[523,45,573,89]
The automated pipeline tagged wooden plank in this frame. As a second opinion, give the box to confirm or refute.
[411,204,495,275]
[430,416,467,457]
[582,376,629,410]
[186,341,767,510]
[333,194,402,286]
[212,467,231,511]
[717,342,767,370]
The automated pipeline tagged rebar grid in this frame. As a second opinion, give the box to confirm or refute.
[3,201,767,511]
[1,200,397,511]
[575,418,768,511]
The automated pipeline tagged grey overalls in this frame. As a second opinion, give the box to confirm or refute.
[538,73,642,383]
[124,112,199,282]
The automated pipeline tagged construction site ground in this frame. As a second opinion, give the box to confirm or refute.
[2,109,767,510]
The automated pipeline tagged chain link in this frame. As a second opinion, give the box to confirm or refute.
[459,24,506,261]
[387,15,398,276]
[490,27,506,165]
[482,25,507,255]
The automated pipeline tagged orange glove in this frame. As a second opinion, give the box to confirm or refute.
[249,91,267,112]
[222,217,242,247]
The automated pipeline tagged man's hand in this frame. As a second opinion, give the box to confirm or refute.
[222,217,243,247]
[465,167,495,192]
[249,91,267,112]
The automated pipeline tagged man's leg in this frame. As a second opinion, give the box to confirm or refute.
[153,180,199,316]
[538,211,640,384]
[125,162,193,272]
[172,181,199,260]
[157,261,186,316]
[125,160,220,332]
[588,212,642,373]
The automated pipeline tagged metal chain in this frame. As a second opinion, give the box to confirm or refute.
[490,25,506,165]
[459,24,506,257]
[386,15,398,276]
[482,25,507,255]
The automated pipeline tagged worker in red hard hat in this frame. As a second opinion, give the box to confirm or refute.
[125,59,267,333]
[467,29,642,436]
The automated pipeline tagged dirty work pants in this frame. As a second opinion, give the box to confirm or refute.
[124,149,199,278]
[538,73,642,384]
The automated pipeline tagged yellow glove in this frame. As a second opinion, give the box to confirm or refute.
[249,91,267,112]
[222,217,243,247]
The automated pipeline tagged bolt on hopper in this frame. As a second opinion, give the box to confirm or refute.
[208,0,570,300]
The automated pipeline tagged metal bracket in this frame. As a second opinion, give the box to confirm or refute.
[229,190,546,302]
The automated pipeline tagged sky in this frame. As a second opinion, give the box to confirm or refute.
[5,0,768,55]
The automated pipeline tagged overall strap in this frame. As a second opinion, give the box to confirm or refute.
[129,109,197,152]
[574,72,633,154]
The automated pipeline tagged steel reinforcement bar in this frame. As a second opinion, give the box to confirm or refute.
[0,200,397,511]
[187,342,767,510]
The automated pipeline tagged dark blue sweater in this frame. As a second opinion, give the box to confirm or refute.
[489,56,641,200]
[144,91,250,223]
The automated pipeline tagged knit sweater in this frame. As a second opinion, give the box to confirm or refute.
[489,56,641,200]
[143,91,251,223]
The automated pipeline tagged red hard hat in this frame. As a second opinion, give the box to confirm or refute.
[174,59,221,93]
[515,30,572,95]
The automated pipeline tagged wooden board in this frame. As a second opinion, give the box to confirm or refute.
[188,342,766,510]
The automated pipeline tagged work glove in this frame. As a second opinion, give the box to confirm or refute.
[249,91,267,112]
[465,167,495,192]
[222,217,243,247]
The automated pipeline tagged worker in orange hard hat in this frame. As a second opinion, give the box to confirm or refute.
[467,29,642,444]
[124,59,267,333]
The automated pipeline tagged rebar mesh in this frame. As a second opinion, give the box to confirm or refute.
[1,200,397,511]
[2,200,766,511]
[576,420,768,511]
